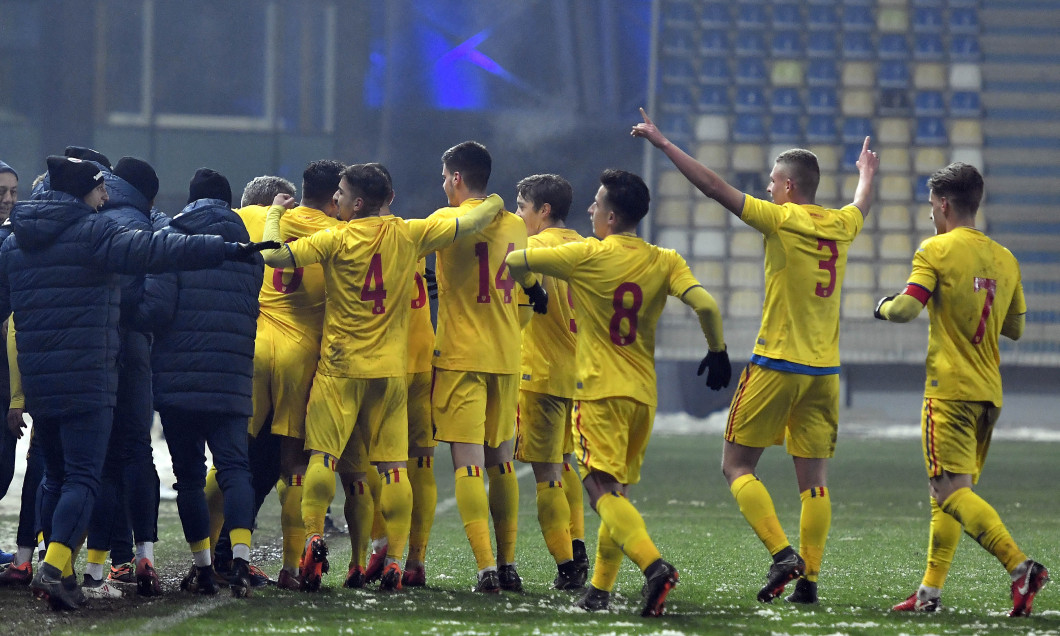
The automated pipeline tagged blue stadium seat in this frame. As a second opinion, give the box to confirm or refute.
[734,58,768,85]
[806,59,838,86]
[661,58,695,84]
[915,117,948,145]
[950,34,981,62]
[699,3,730,29]
[949,7,979,33]
[772,3,802,30]
[950,91,981,117]
[880,88,912,116]
[697,57,730,85]
[659,113,693,140]
[660,85,695,113]
[911,0,942,6]
[734,86,767,113]
[842,32,874,60]
[770,114,801,143]
[912,7,944,33]
[733,114,767,142]
[914,174,932,201]
[878,61,910,89]
[913,34,944,61]
[697,85,728,114]
[662,0,697,28]
[661,29,696,57]
[771,87,802,114]
[914,91,945,116]
[735,31,767,57]
[842,143,865,171]
[698,30,728,57]
[879,34,910,60]
[806,115,838,142]
[772,31,802,58]
[736,3,767,29]
[842,117,873,143]
[842,5,874,32]
[807,87,839,115]
[806,34,838,59]
[807,5,839,30]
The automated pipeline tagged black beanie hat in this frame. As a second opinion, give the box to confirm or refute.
[47,155,105,199]
[0,160,17,180]
[64,146,112,170]
[187,168,232,207]
[114,156,159,201]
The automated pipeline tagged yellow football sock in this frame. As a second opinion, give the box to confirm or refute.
[281,475,306,571]
[798,487,831,582]
[407,456,437,565]
[536,480,574,564]
[487,462,519,565]
[366,468,385,543]
[455,466,494,571]
[922,497,961,589]
[302,454,337,538]
[731,473,789,555]
[205,466,225,550]
[190,538,211,554]
[44,542,72,575]
[941,487,1026,573]
[344,479,373,570]
[380,468,413,563]
[595,491,660,572]
[590,522,623,592]
[87,548,107,566]
[230,527,252,551]
[562,461,586,541]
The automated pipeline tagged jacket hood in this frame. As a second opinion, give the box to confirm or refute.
[101,171,151,214]
[11,190,94,250]
[171,198,249,241]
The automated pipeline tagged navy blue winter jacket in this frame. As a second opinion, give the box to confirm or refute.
[99,171,155,329]
[139,199,262,416]
[0,191,228,417]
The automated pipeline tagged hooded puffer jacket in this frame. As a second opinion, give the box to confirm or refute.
[99,171,155,328]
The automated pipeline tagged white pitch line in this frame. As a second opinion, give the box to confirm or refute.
[117,595,234,635]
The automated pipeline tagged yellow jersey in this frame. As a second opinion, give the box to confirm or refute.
[906,227,1025,406]
[237,204,341,343]
[519,227,583,398]
[285,214,468,379]
[430,199,526,374]
[407,258,434,374]
[520,234,701,406]
[741,196,864,371]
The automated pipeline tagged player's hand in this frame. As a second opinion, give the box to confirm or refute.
[630,108,669,148]
[272,193,297,210]
[225,241,281,261]
[7,408,26,439]
[874,294,896,320]
[524,281,548,315]
[856,136,879,175]
[697,347,731,391]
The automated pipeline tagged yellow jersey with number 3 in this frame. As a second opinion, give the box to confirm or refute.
[520,234,701,406]
[740,196,864,369]
[237,205,341,343]
[408,258,434,375]
[906,227,1025,406]
[430,199,526,374]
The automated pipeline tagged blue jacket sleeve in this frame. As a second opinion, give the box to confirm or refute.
[90,216,227,275]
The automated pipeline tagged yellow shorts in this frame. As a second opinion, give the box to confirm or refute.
[922,398,999,483]
[514,390,574,464]
[432,368,518,448]
[573,397,655,485]
[407,371,436,449]
[303,374,408,471]
[249,321,319,439]
[724,363,839,459]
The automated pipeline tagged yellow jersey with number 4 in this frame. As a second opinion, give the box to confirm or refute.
[906,227,1025,406]
[740,196,864,369]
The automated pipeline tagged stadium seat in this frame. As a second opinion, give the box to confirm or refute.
[807,59,838,86]
[771,31,802,58]
[730,230,764,258]
[736,3,768,29]
[913,34,945,61]
[842,32,874,60]
[695,114,728,141]
[807,4,839,30]
[843,5,875,31]
[914,148,946,173]
[771,87,802,114]
[661,29,696,57]
[912,7,944,33]
[842,292,877,319]
[769,114,801,143]
[877,7,909,33]
[950,34,981,62]
[841,143,863,171]
[878,204,911,230]
[816,173,838,201]
[656,199,691,226]
[656,228,690,254]
[842,118,873,143]
[842,174,860,200]
[842,62,876,88]
[772,3,802,30]
[950,120,982,145]
[734,86,767,113]
[661,58,695,84]
[770,60,804,87]
[878,118,912,145]
[806,34,838,59]
[806,87,838,115]
[697,85,728,114]
[732,144,766,171]
[728,261,763,289]
[806,115,838,143]
[658,170,692,198]
[913,63,947,90]
[910,0,943,6]
[914,91,946,117]
[728,289,763,319]
[879,89,911,116]
[950,146,983,169]
[733,113,767,142]
[841,89,875,117]
[880,263,911,289]
[692,230,726,259]
[879,34,910,60]
[879,233,913,259]
[698,30,728,57]
[697,57,730,85]
[695,142,729,170]
[878,61,910,89]
[949,91,981,117]
[950,63,982,90]
[914,205,935,232]
[735,31,767,58]
[735,58,768,85]
[914,174,932,202]
[880,147,911,173]
[692,199,729,228]
[659,114,693,140]
[733,171,765,197]
[660,85,694,113]
[879,175,913,201]
[662,0,697,28]
[845,263,877,290]
[949,7,979,33]
[848,232,875,260]
[809,144,839,171]
[699,3,730,29]
[692,260,725,287]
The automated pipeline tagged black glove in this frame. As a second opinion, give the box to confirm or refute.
[225,240,281,261]
[697,347,731,391]
[424,267,439,300]
[874,294,895,320]
[524,281,548,315]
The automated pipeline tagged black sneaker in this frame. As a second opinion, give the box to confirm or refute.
[641,559,679,617]
[574,584,610,611]
[554,560,585,591]
[30,563,80,611]
[572,540,589,588]
[181,564,220,595]
[230,558,252,598]
[785,578,817,604]
[758,550,805,603]
[498,564,523,592]
[474,569,500,594]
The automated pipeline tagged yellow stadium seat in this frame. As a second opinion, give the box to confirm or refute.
[842,63,876,89]
[880,147,911,172]
[732,144,766,171]
[695,142,729,170]
[842,292,877,319]
[730,230,764,258]
[771,60,803,87]
[914,148,947,173]
[809,145,839,172]
[914,205,935,232]
[693,200,728,228]
[878,204,911,230]
[879,233,912,259]
[692,229,726,259]
[728,289,763,319]
[878,118,912,145]
[841,89,875,116]
[692,260,725,287]
[877,8,909,33]
[950,147,983,168]
[658,171,691,198]
[845,263,876,290]
[879,263,911,289]
[950,120,983,145]
[914,63,947,90]
[817,173,839,202]
[655,199,691,226]
[848,232,875,260]
[950,63,982,90]
[880,175,913,201]
[728,261,763,289]
[842,175,860,200]
[695,115,728,141]
[656,228,689,253]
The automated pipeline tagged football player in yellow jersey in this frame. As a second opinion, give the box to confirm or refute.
[876,163,1048,617]
[510,173,590,590]
[633,109,879,605]
[260,164,506,592]
[506,169,731,617]
[231,161,344,590]
[428,141,545,594]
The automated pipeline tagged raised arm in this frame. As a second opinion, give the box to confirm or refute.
[851,136,880,217]
[631,108,746,216]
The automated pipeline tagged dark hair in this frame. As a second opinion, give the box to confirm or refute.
[441,141,491,192]
[364,162,394,199]
[341,163,391,215]
[516,174,573,223]
[774,149,821,197]
[302,160,345,202]
[599,169,650,227]
[240,175,296,207]
[927,162,984,215]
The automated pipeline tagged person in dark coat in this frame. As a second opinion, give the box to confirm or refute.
[137,168,262,598]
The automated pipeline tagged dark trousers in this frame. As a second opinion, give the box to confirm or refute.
[15,429,44,548]
[160,408,254,546]
[35,408,113,548]
[0,424,14,501]
[215,425,281,563]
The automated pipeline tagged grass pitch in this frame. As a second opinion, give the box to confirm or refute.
[2,430,1058,635]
